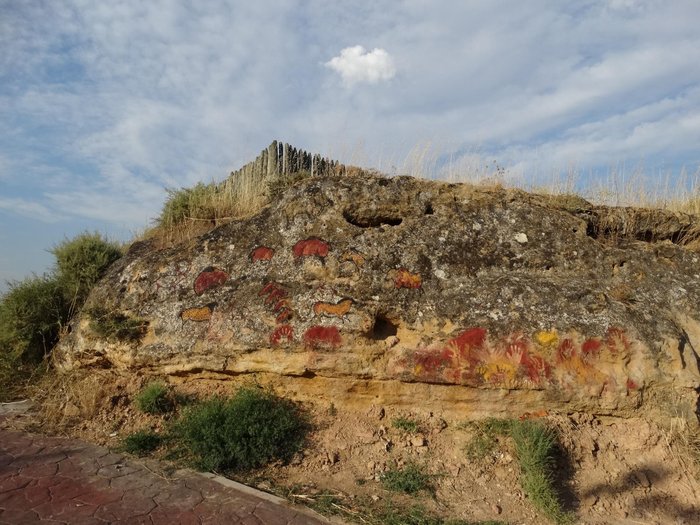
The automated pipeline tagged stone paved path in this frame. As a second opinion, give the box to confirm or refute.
[0,427,331,524]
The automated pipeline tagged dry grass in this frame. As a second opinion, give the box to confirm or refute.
[31,370,109,429]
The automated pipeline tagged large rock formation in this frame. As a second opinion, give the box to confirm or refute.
[54,164,700,422]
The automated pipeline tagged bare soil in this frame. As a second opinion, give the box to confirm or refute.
[4,370,698,525]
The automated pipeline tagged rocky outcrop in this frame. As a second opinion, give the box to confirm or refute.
[54,163,700,422]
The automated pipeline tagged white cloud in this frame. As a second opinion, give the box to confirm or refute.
[0,197,62,223]
[326,46,396,85]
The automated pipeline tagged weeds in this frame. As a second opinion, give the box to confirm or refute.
[510,420,571,524]
[380,462,433,494]
[135,381,176,415]
[87,307,147,343]
[171,387,309,472]
[392,416,420,433]
[266,170,311,199]
[463,418,572,524]
[373,503,504,525]
[120,430,163,456]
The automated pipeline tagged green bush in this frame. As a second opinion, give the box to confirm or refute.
[0,276,69,363]
[120,430,162,456]
[0,231,121,400]
[51,232,122,307]
[380,462,433,494]
[172,387,309,471]
[135,381,175,414]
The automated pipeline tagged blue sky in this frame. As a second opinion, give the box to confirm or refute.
[2,0,700,290]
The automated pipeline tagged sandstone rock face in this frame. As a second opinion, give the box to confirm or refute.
[54,171,700,421]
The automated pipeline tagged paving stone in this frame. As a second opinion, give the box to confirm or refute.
[0,429,332,524]
[254,502,295,525]
[33,498,99,520]
[0,507,41,524]
[149,508,201,525]
[0,475,31,494]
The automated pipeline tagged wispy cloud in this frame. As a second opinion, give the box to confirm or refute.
[0,197,62,223]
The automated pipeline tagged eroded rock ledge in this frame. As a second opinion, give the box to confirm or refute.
[54,170,700,422]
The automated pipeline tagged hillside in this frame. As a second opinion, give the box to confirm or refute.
[38,146,700,523]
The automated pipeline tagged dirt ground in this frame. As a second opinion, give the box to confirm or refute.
[5,370,699,525]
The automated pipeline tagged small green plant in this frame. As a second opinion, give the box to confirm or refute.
[135,381,175,415]
[510,420,572,524]
[87,307,147,342]
[120,430,162,456]
[463,417,513,461]
[172,386,309,471]
[380,462,433,494]
[392,416,420,433]
[462,418,572,524]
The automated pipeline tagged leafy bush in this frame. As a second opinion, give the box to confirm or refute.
[51,232,122,307]
[87,307,147,343]
[135,381,175,414]
[172,387,309,471]
[380,462,433,494]
[392,416,420,433]
[0,231,120,400]
[120,430,162,456]
[0,276,69,363]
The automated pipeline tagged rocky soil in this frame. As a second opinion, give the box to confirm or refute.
[6,370,698,524]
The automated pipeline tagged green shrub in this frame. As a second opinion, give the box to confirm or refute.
[0,232,119,400]
[87,307,147,343]
[51,232,122,307]
[135,381,175,414]
[120,430,162,456]
[380,462,433,494]
[392,416,420,433]
[0,276,68,363]
[172,387,309,471]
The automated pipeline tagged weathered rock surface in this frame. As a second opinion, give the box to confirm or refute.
[54,168,700,421]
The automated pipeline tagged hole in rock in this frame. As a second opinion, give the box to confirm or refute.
[343,209,403,228]
[424,203,434,215]
[371,314,398,340]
